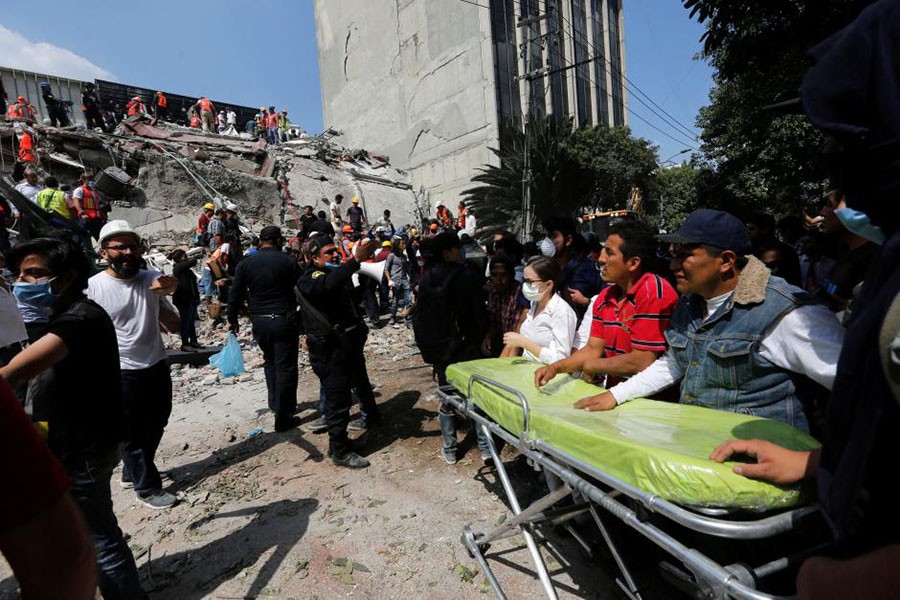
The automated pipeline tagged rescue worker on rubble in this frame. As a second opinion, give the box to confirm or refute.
[36,177,72,221]
[72,172,109,241]
[297,235,382,469]
[255,107,267,138]
[14,123,36,166]
[39,82,71,128]
[81,83,106,131]
[125,96,146,118]
[154,92,167,120]
[7,95,35,120]
[190,97,216,133]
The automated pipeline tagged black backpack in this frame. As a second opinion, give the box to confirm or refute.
[412,265,462,365]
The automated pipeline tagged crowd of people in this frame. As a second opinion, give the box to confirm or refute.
[1,2,899,597]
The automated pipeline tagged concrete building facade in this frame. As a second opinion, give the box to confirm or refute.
[314,0,627,207]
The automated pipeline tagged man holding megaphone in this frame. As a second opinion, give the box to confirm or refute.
[297,235,382,469]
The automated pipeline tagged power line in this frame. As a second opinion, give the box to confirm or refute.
[456,0,492,10]
[554,6,700,142]
[548,19,700,150]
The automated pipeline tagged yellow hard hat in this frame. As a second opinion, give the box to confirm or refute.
[203,202,215,210]
[381,240,392,248]
[351,197,359,204]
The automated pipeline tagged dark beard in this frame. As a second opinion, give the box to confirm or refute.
[109,256,140,278]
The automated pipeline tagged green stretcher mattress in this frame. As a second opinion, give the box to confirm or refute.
[446,358,821,511]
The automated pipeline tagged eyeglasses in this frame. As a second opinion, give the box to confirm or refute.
[523,278,545,285]
[104,244,140,253]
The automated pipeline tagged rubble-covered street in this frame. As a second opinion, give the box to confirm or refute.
[3,316,646,599]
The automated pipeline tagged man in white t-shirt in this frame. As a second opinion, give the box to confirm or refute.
[87,220,181,510]
[14,166,43,202]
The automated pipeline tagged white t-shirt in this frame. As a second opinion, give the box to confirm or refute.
[86,269,167,370]
[227,110,237,125]
[0,286,27,347]
[572,293,602,350]
[519,293,578,364]
[15,182,43,202]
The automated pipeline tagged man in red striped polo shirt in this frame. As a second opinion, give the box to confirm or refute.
[534,220,678,390]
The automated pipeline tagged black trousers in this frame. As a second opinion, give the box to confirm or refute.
[308,327,379,457]
[251,315,299,425]
[120,360,172,495]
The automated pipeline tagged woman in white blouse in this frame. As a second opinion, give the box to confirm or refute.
[501,256,577,363]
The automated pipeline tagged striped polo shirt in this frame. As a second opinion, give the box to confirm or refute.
[589,272,678,386]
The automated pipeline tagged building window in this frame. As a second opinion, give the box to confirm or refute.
[491,0,522,124]
[607,0,625,126]
[591,0,609,125]
[570,0,591,126]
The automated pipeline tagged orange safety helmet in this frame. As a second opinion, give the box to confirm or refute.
[341,225,354,233]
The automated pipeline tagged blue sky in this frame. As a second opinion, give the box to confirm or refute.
[1,0,711,161]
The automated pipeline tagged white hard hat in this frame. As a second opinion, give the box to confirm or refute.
[99,220,139,245]
[225,202,238,212]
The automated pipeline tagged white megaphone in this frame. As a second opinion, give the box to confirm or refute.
[351,261,386,287]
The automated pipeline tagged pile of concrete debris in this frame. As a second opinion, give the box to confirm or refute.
[1,116,425,251]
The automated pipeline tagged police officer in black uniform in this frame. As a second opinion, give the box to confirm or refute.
[297,234,381,469]
[228,225,302,432]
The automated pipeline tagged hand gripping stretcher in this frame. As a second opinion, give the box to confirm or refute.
[437,358,829,599]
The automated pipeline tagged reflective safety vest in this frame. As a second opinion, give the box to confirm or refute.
[199,98,212,111]
[79,184,105,220]
[190,114,201,128]
[457,207,467,229]
[10,101,35,119]
[126,99,145,116]
[156,93,167,107]
[36,188,72,220]
[18,132,35,163]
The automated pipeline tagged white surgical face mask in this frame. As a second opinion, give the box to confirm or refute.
[539,238,556,258]
[522,281,546,301]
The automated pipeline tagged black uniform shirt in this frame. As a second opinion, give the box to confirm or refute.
[297,259,363,330]
[228,247,301,321]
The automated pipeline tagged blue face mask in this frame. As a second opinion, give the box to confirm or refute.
[835,207,886,245]
[13,278,58,310]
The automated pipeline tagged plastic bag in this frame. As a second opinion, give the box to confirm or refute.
[209,332,245,378]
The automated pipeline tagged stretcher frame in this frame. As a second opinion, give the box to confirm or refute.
[438,374,829,600]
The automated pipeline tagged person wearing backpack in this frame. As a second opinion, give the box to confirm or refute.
[412,231,490,464]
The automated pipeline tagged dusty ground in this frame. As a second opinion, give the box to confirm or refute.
[1,317,672,600]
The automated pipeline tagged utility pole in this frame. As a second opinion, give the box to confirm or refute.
[517,7,550,244]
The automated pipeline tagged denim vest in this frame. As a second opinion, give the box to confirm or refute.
[665,274,814,431]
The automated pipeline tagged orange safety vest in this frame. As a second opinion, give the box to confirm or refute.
[190,114,201,128]
[457,207,467,228]
[199,98,212,111]
[18,132,35,163]
[437,206,452,227]
[10,102,34,119]
[126,99,144,116]
[156,93,167,107]
[6,104,16,118]
[79,184,106,220]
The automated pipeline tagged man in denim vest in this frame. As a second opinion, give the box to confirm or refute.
[575,209,845,431]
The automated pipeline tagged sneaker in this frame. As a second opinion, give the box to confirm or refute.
[441,448,457,465]
[180,344,197,353]
[392,322,401,329]
[332,451,370,469]
[481,450,494,464]
[137,489,178,510]
[121,470,172,489]
[347,417,367,431]
[303,415,328,433]
[274,416,302,432]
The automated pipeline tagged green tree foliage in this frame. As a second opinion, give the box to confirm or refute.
[683,0,874,216]
[565,125,659,213]
[654,163,703,231]
[464,117,658,233]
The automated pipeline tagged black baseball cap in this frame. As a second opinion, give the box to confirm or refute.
[258,225,282,242]
[658,209,752,254]
[306,234,333,257]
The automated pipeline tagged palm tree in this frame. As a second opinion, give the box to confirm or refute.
[463,116,591,236]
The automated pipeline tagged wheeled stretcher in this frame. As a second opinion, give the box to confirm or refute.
[438,358,829,599]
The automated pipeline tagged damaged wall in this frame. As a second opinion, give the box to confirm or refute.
[314,0,500,207]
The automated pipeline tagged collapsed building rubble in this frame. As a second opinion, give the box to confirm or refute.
[1,116,425,252]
